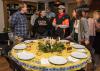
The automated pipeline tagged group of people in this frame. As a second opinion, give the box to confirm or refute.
[31,5,70,39]
[10,3,70,39]
[10,2,100,71]
[10,3,99,45]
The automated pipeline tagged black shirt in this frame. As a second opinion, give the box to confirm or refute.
[34,16,50,35]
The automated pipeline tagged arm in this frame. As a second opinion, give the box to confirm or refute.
[74,20,77,29]
[31,15,37,26]
[34,19,38,33]
[81,18,90,45]
[52,18,56,27]
[62,19,69,27]
[96,22,100,28]
[10,14,18,32]
[62,15,70,27]
[31,15,34,26]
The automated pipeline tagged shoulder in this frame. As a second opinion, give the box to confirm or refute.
[81,17,87,21]
[64,14,70,19]
[51,12,55,15]
[12,11,20,18]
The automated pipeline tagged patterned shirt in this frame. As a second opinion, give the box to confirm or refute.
[11,11,28,38]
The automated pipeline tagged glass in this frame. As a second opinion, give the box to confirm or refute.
[66,41,70,46]
[67,46,72,53]
[8,32,14,41]
[26,45,31,51]
[66,41,72,53]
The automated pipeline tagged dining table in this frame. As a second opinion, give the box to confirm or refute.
[10,38,91,71]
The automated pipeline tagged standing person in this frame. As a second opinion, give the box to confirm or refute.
[78,10,89,46]
[34,10,50,39]
[73,10,89,71]
[70,9,77,33]
[10,3,29,40]
[88,13,96,46]
[31,10,39,37]
[66,9,78,42]
[52,5,70,39]
[46,8,56,37]
[93,11,100,68]
[46,7,56,21]
[95,16,100,54]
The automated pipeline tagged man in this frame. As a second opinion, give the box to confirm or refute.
[52,5,70,39]
[46,8,56,37]
[10,3,29,39]
[46,8,55,20]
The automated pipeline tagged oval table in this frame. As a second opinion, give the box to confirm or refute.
[10,39,91,71]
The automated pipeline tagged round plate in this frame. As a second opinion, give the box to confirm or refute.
[77,49,87,53]
[17,51,35,60]
[13,44,26,49]
[71,52,87,59]
[59,25,68,28]
[71,44,85,49]
[59,40,69,43]
[48,56,67,65]
[24,40,33,43]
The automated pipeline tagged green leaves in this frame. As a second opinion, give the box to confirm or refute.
[39,42,65,53]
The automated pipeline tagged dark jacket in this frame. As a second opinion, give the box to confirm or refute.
[34,16,50,35]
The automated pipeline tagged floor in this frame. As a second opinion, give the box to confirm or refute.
[0,56,100,71]
[0,56,12,71]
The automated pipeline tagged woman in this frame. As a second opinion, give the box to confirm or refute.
[87,11,98,49]
[78,10,89,45]
[34,10,50,39]
[70,9,77,33]
[67,9,78,42]
[52,5,70,39]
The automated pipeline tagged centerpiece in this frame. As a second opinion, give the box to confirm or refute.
[38,38,65,53]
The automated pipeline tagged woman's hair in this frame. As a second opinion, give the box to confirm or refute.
[73,8,82,19]
[18,2,26,11]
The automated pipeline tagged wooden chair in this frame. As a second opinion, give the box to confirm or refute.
[0,32,10,56]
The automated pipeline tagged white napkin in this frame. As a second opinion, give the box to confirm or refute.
[67,56,79,62]
[40,58,50,65]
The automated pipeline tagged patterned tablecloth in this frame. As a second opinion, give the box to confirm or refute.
[10,39,91,71]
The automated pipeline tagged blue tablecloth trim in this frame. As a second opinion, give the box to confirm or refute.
[11,56,88,71]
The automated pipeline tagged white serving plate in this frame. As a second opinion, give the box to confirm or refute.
[70,42,77,45]
[24,40,33,43]
[71,44,85,49]
[71,52,87,59]
[17,51,35,60]
[59,25,68,28]
[77,49,87,53]
[48,56,67,65]
[13,44,26,49]
[59,40,69,43]
[32,40,38,42]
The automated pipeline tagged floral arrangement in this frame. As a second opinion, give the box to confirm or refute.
[38,38,65,53]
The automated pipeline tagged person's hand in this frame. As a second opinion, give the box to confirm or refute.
[85,40,90,45]
[56,25,60,28]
